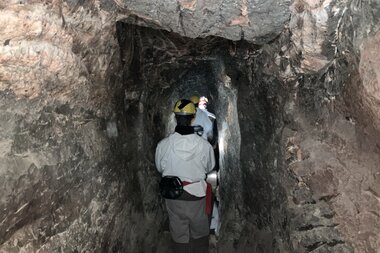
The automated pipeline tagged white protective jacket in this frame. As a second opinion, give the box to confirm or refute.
[155,132,215,197]
[192,109,213,141]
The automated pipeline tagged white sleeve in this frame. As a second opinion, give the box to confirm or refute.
[155,144,163,173]
[206,143,215,172]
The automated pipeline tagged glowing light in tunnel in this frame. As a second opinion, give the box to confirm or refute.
[218,121,228,171]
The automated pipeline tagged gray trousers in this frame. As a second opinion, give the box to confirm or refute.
[165,197,209,244]
[171,236,209,253]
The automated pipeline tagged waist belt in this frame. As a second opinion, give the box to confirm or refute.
[182,181,192,186]
[182,181,213,216]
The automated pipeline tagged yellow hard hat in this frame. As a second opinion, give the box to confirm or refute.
[189,95,200,105]
[173,99,196,115]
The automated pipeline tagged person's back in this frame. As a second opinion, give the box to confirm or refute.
[156,131,214,196]
[155,99,215,252]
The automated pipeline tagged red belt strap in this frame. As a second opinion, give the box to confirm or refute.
[205,182,212,215]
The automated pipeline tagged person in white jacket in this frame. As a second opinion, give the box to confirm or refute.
[189,95,214,142]
[155,99,215,252]
[198,96,216,121]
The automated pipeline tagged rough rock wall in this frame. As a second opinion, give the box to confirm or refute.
[283,100,380,253]
[289,0,380,132]
[282,0,380,252]
[0,1,161,252]
[230,44,290,252]
[215,0,380,251]
[118,0,291,43]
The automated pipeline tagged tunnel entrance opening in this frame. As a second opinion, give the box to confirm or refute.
[116,21,293,252]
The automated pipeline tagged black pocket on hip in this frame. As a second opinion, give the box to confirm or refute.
[159,176,183,199]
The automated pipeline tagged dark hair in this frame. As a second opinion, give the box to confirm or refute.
[175,115,194,126]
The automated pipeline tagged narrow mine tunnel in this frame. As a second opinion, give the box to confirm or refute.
[118,22,287,252]
[1,1,380,253]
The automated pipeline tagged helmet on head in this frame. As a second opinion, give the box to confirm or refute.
[173,99,196,115]
[189,95,200,105]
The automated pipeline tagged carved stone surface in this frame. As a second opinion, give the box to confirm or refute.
[289,0,339,72]
[359,32,380,130]
[0,1,161,252]
[117,0,291,43]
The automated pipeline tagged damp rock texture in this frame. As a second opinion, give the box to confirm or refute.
[0,1,161,253]
[1,0,380,253]
[118,0,291,43]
